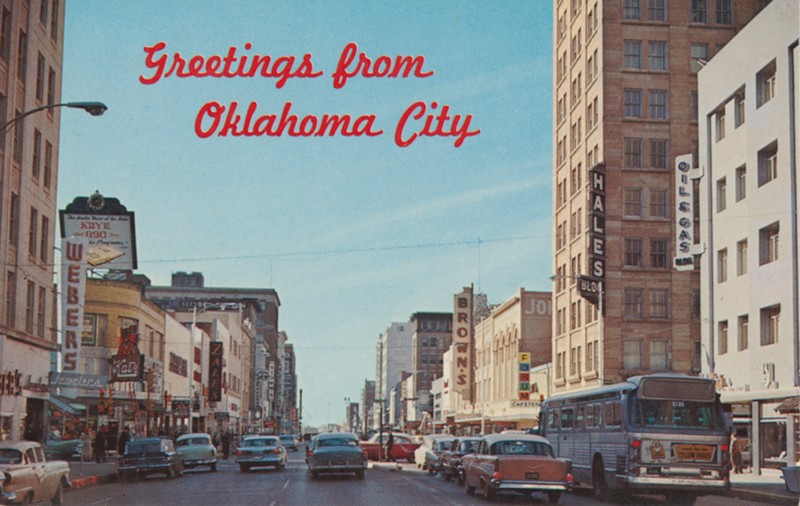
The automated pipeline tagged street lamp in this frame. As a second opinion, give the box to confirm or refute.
[550,274,604,384]
[0,101,107,133]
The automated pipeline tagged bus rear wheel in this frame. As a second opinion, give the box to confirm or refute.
[592,457,607,499]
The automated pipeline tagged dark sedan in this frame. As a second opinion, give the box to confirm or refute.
[306,432,367,480]
[117,437,184,481]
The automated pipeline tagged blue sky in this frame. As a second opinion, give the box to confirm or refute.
[59,1,553,428]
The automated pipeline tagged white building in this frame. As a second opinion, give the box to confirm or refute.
[373,322,413,429]
[698,0,800,473]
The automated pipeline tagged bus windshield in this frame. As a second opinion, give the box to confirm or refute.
[630,396,723,430]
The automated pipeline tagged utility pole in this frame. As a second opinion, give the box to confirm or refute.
[378,340,384,462]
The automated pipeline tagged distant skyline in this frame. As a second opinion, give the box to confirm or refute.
[58,1,553,428]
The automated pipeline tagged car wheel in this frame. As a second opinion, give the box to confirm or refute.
[664,492,697,505]
[166,467,173,479]
[464,477,475,496]
[355,469,365,480]
[442,471,451,482]
[176,464,184,477]
[592,457,607,499]
[277,462,285,471]
[428,465,435,475]
[311,470,319,479]
[52,481,65,505]
[547,491,561,504]
[210,463,217,472]
[482,480,495,501]
[239,463,250,473]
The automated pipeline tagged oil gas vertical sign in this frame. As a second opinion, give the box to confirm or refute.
[452,286,473,399]
[61,237,88,372]
[674,154,695,270]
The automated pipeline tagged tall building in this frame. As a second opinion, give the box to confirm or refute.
[373,322,413,429]
[697,0,799,473]
[361,379,374,435]
[409,312,452,397]
[551,0,765,394]
[0,0,65,441]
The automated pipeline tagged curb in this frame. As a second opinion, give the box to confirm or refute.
[726,488,799,506]
[70,473,118,490]
[370,463,402,472]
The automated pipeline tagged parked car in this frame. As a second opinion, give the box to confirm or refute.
[117,437,184,481]
[306,432,367,480]
[439,436,480,484]
[361,432,419,462]
[279,434,299,451]
[415,435,455,474]
[235,435,287,472]
[0,440,71,505]
[175,433,218,472]
[44,437,82,461]
[461,434,573,504]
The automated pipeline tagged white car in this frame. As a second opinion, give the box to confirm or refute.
[175,433,218,472]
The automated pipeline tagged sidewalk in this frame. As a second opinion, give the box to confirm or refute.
[68,459,119,489]
[726,468,799,505]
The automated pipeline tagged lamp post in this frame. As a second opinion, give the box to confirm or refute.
[0,101,107,133]
[549,274,604,384]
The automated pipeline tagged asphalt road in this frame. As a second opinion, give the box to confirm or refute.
[64,448,771,506]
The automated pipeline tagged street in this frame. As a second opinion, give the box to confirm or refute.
[65,447,772,506]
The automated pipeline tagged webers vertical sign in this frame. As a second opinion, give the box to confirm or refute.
[208,341,223,402]
[674,154,695,271]
[61,237,88,372]
[452,286,473,399]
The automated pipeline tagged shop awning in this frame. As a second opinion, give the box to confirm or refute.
[776,396,800,414]
[48,396,84,416]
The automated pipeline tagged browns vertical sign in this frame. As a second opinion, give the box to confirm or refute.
[451,286,473,399]
[208,341,223,402]
[61,237,87,372]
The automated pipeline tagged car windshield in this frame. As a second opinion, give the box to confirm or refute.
[0,449,22,464]
[126,441,162,454]
[491,440,554,457]
[280,437,294,443]
[317,438,357,448]
[435,441,452,451]
[177,437,209,447]
[460,441,476,452]
[244,438,278,447]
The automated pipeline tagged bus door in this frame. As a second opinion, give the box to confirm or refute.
[558,407,576,461]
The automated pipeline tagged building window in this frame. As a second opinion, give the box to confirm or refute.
[624,288,643,318]
[624,339,643,369]
[691,91,699,121]
[623,0,641,20]
[734,89,745,127]
[5,271,16,327]
[759,222,779,265]
[650,340,669,370]
[757,141,778,186]
[624,238,643,267]
[43,140,52,189]
[649,289,669,318]
[47,67,55,107]
[717,248,727,282]
[648,0,666,21]
[12,110,23,163]
[36,285,45,338]
[25,281,35,334]
[690,43,708,73]
[737,315,749,351]
[649,89,668,119]
[624,137,642,168]
[716,0,733,24]
[718,321,728,355]
[35,53,45,102]
[649,139,668,168]
[648,41,667,70]
[757,60,776,107]
[716,177,726,212]
[0,7,10,63]
[39,0,49,26]
[736,239,747,276]
[650,238,668,268]
[715,109,725,141]
[623,40,642,69]
[9,192,19,247]
[624,89,642,117]
[735,165,746,201]
[760,304,780,345]
[50,0,59,43]
[690,0,707,23]
[649,189,668,217]
[32,129,41,181]
[623,187,643,217]
[28,207,38,258]
[17,30,27,83]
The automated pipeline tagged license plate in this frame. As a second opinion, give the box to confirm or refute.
[526,472,539,480]
[674,444,714,462]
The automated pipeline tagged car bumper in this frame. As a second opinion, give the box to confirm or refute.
[184,458,217,466]
[118,463,173,473]
[622,474,730,492]
[491,479,572,492]
[237,457,283,465]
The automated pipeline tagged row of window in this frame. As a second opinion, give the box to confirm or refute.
[0,1,59,64]
[717,222,779,284]
[4,273,47,337]
[554,298,599,335]
[544,399,623,433]
[717,304,780,354]
[6,196,51,264]
[716,142,778,214]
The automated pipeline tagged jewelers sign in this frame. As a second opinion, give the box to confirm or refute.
[61,237,88,372]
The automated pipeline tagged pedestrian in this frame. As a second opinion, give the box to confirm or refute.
[730,431,744,474]
[118,426,131,456]
[222,430,231,460]
[94,426,106,463]
[81,427,93,463]
[385,432,394,462]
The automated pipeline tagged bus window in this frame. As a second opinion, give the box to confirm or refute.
[576,407,585,431]
[547,410,559,433]
[586,404,599,429]
[561,408,574,430]
[605,401,622,429]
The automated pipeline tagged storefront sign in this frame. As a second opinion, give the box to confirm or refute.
[518,353,531,400]
[452,286,473,398]
[209,342,223,402]
[172,399,191,415]
[109,354,144,382]
[48,372,108,389]
[60,237,88,372]
[588,162,606,280]
[674,154,694,270]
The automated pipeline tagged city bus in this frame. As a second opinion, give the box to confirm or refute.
[539,373,730,505]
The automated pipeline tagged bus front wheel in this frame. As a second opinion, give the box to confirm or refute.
[592,457,607,499]
[665,492,697,505]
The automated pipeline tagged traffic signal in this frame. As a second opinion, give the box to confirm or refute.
[98,388,106,414]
